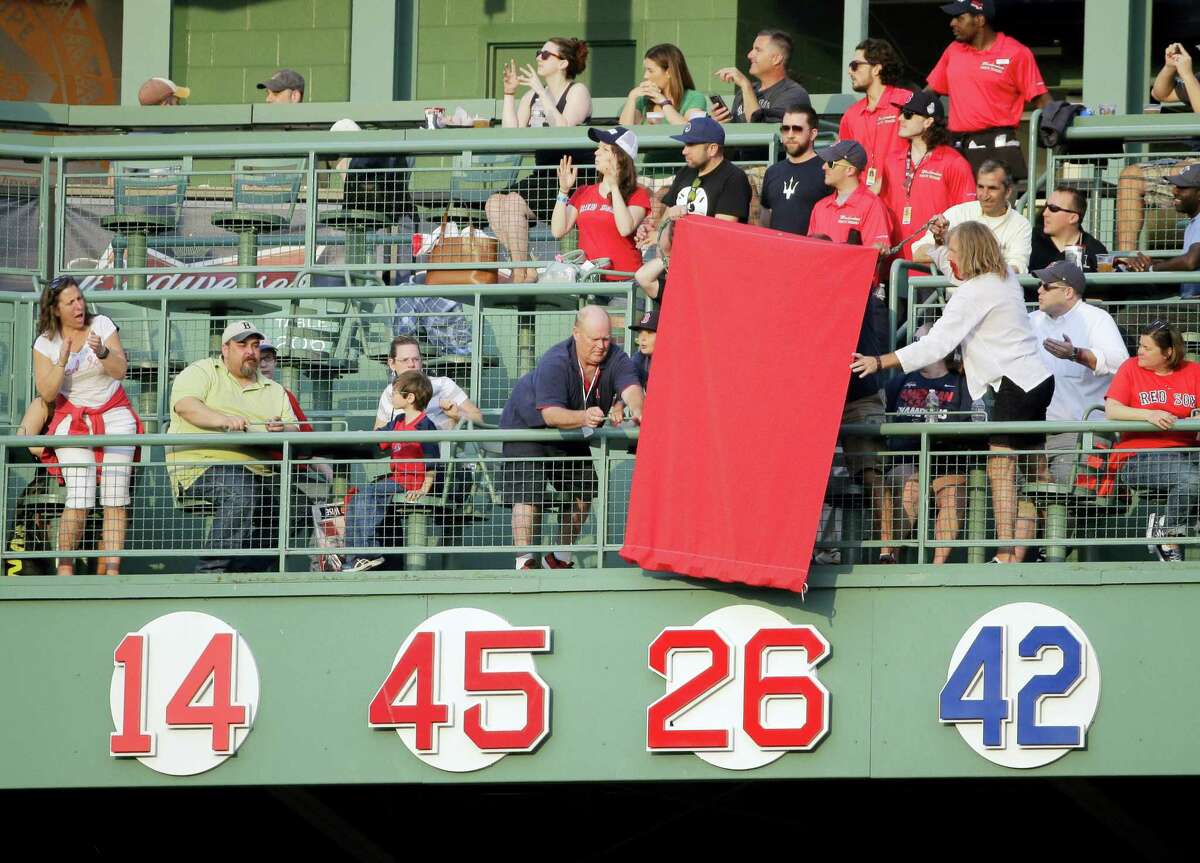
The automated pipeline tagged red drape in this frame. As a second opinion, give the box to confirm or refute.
[621,216,880,592]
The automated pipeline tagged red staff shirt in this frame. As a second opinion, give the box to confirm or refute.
[569,183,652,278]
[837,85,912,189]
[1106,358,1200,458]
[881,144,977,258]
[807,183,893,247]
[926,33,1048,133]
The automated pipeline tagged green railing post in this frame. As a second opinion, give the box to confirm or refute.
[0,443,8,574]
[53,156,66,277]
[915,434,930,565]
[596,434,608,568]
[1026,107,1042,224]
[278,440,292,574]
[38,157,50,282]
[304,152,317,272]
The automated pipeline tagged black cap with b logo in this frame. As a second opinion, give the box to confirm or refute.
[629,310,659,333]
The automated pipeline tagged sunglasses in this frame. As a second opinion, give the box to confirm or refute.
[901,110,927,120]
[1147,319,1173,333]
[1039,281,1069,291]
[823,160,854,170]
[779,124,809,133]
[847,60,871,71]
[1044,203,1081,216]
[536,50,563,61]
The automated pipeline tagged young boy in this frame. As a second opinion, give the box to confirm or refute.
[342,370,439,572]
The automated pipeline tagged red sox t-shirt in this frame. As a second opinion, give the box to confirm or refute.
[1106,358,1200,456]
[569,183,652,276]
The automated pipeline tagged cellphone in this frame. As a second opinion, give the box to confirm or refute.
[709,93,729,114]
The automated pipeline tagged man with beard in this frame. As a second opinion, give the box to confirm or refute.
[1121,163,1200,298]
[663,116,752,223]
[839,38,912,193]
[759,105,831,234]
[168,321,299,573]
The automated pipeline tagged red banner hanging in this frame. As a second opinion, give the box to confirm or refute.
[621,216,880,592]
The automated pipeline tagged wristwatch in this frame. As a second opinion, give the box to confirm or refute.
[1071,346,1081,363]
[97,345,110,359]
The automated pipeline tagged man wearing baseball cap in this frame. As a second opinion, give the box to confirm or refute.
[167,321,299,573]
[662,116,751,223]
[880,91,976,259]
[258,69,305,103]
[1028,261,1127,483]
[806,140,893,248]
[137,77,190,106]
[925,0,1050,182]
[1122,164,1200,298]
[628,309,657,389]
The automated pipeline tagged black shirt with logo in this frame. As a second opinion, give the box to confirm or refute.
[760,157,831,235]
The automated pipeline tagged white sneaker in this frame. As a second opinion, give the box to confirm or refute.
[343,557,384,573]
[812,548,841,565]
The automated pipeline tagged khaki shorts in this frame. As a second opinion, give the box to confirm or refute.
[841,391,886,477]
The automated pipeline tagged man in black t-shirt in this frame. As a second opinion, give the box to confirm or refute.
[1029,185,1109,287]
[759,105,831,234]
[664,117,752,223]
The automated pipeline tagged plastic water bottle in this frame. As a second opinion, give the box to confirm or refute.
[925,388,941,422]
[530,97,546,128]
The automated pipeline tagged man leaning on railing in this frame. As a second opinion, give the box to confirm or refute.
[166,321,299,574]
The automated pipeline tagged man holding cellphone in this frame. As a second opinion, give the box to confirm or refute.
[712,30,810,124]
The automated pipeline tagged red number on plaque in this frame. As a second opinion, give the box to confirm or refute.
[368,630,452,752]
[110,633,155,756]
[462,628,551,752]
[742,627,830,750]
[164,632,249,754]
[646,628,734,751]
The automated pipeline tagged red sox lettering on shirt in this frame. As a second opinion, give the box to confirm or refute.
[837,85,913,189]
[806,183,893,247]
[926,33,1048,133]
[1106,359,1200,456]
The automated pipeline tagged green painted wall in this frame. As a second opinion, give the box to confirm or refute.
[413,0,740,101]
[0,567,1193,787]
[170,0,353,104]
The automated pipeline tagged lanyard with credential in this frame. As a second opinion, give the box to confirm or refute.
[579,361,599,406]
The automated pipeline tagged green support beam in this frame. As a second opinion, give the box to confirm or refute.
[350,0,398,103]
[120,0,174,106]
[1082,0,1151,114]
[842,0,869,94]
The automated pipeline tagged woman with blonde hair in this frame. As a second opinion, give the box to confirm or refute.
[619,43,708,126]
[852,221,1053,563]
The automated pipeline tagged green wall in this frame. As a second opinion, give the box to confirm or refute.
[413,0,740,101]
[171,0,353,103]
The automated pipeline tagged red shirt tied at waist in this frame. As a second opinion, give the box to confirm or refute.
[838,84,912,189]
[926,33,1048,133]
[881,144,976,258]
[807,182,893,248]
[49,386,144,476]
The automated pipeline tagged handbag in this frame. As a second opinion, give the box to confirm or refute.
[424,210,499,286]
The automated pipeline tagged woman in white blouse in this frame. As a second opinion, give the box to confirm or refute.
[852,222,1054,563]
[32,276,140,575]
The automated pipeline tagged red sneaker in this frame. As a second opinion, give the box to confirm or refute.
[543,553,575,569]
[519,558,541,570]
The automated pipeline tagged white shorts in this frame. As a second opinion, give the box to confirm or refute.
[51,405,138,509]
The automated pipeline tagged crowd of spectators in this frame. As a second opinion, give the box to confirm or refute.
[23,4,1200,573]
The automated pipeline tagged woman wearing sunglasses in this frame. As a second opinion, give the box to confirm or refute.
[551,127,650,279]
[851,222,1054,564]
[487,37,593,283]
[32,276,142,575]
[1105,320,1200,563]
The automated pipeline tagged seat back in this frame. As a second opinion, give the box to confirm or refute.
[231,158,305,224]
[450,153,524,205]
[111,161,188,226]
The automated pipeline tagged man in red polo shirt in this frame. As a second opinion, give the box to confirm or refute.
[839,38,912,195]
[925,0,1050,182]
[808,140,893,249]
[881,92,976,259]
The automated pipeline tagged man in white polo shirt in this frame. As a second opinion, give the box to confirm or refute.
[373,335,483,430]
[911,158,1031,285]
[1028,261,1128,482]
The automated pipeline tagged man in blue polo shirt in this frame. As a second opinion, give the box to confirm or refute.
[1123,163,1200,297]
[498,305,645,570]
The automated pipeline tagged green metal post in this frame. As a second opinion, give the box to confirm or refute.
[406,510,429,572]
[595,435,608,568]
[967,464,987,565]
[38,157,50,282]
[305,153,317,272]
[1044,502,1069,563]
[126,232,147,291]
[53,157,66,278]
[915,434,930,565]
[278,441,292,574]
[236,231,258,290]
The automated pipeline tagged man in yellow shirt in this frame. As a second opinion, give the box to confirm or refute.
[168,320,298,573]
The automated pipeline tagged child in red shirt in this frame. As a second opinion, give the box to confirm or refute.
[342,370,440,572]
[1105,321,1200,562]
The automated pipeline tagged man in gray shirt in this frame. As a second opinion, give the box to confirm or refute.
[1122,163,1200,298]
[712,29,810,124]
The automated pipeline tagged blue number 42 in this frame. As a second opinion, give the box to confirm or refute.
[939,625,1084,749]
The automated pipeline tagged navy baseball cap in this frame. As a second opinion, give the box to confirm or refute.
[816,140,868,171]
[588,126,639,159]
[941,0,993,16]
[670,116,725,146]
[1033,261,1086,293]
[894,91,945,121]
[629,310,658,333]
[1165,164,1200,188]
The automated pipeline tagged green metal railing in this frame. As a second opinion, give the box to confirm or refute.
[2,418,1198,577]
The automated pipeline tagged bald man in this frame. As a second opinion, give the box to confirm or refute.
[497,305,646,570]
